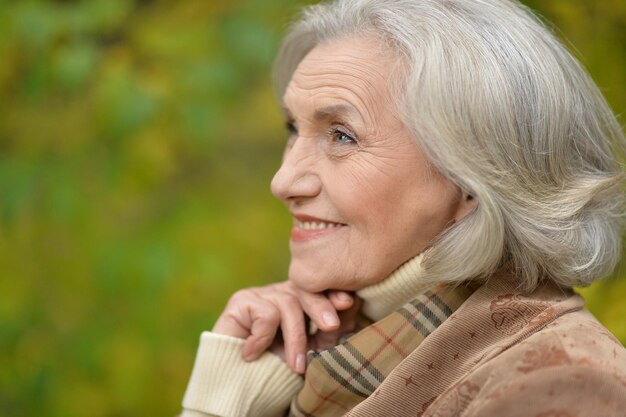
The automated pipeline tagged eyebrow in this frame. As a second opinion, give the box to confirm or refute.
[313,104,361,121]
[281,103,363,122]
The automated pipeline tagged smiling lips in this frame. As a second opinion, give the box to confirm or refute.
[291,215,345,242]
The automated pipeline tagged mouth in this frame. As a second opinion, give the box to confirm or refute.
[291,214,346,242]
[294,219,344,230]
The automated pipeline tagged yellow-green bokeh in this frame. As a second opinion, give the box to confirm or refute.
[0,1,624,416]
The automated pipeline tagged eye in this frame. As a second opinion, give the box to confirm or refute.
[330,128,356,144]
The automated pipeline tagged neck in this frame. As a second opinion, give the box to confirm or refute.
[356,254,430,321]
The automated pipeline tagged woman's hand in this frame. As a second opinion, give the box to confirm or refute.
[212,281,359,374]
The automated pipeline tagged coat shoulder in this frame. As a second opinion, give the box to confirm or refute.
[445,309,626,417]
[467,307,626,392]
[423,310,626,417]
[515,307,626,372]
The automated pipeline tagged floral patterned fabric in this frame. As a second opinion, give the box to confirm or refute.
[342,274,626,417]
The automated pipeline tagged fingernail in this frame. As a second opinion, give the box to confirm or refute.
[296,354,306,374]
[322,311,339,327]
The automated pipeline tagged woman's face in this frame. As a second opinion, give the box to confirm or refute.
[271,37,473,293]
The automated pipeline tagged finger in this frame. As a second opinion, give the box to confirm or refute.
[242,301,281,361]
[337,296,362,333]
[327,290,354,311]
[275,295,308,374]
[213,290,266,339]
[311,296,363,351]
[295,289,341,333]
[212,312,252,339]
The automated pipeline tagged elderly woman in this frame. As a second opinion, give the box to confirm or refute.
[181,0,626,416]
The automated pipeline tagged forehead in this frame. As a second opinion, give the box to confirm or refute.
[282,37,397,119]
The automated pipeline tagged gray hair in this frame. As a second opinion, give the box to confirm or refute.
[274,0,626,291]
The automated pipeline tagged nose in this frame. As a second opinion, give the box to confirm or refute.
[271,139,322,203]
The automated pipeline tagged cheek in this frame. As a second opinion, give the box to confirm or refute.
[404,180,461,240]
[327,150,417,206]
[351,164,458,238]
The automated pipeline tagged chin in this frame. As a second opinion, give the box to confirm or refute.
[288,268,325,293]
[288,262,339,293]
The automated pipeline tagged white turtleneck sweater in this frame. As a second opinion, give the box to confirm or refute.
[181,254,427,417]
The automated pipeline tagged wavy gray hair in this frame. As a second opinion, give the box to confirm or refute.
[274,0,626,291]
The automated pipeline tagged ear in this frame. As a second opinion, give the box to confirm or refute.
[453,191,478,222]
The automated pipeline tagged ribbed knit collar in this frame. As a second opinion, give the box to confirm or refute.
[356,253,429,321]
[293,259,475,416]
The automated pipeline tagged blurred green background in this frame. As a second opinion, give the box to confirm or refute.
[0,1,624,416]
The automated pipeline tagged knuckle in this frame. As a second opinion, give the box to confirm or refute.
[230,287,263,305]
[279,281,297,293]
[230,289,249,302]
[282,295,301,309]
[255,333,274,343]
[256,307,280,323]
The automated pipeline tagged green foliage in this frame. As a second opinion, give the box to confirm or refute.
[0,1,623,416]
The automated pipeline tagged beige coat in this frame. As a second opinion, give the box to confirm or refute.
[346,275,626,417]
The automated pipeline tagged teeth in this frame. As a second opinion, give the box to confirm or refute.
[297,221,341,230]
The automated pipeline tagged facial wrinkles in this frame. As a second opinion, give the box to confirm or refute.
[336,127,425,193]
[287,77,410,167]
[289,53,393,129]
[276,37,472,293]
[346,155,396,185]
[285,46,429,207]
[336,159,413,223]
[286,77,371,133]
[304,60,406,150]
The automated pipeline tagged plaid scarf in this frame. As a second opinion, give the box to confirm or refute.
[289,284,475,417]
